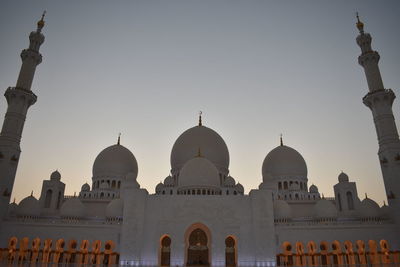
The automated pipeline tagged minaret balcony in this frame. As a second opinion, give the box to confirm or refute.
[363,88,395,109]
[5,87,37,107]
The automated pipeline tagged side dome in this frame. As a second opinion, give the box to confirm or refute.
[338,172,349,183]
[60,198,86,218]
[164,176,174,186]
[8,202,18,216]
[236,183,244,193]
[262,145,307,181]
[224,176,235,187]
[155,182,164,193]
[92,144,138,178]
[81,183,90,192]
[313,199,337,219]
[309,184,319,193]
[380,203,391,219]
[17,196,40,217]
[106,198,124,218]
[274,200,292,219]
[359,197,380,218]
[178,157,220,189]
[171,125,229,175]
[50,170,61,181]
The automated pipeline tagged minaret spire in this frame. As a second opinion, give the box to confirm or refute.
[0,15,45,219]
[198,111,203,126]
[357,18,400,209]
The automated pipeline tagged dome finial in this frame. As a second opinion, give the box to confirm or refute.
[356,12,364,34]
[383,200,387,206]
[37,10,46,32]
[117,133,121,145]
[365,192,368,199]
[280,133,283,146]
[31,190,33,196]
[13,198,16,204]
[197,147,203,158]
[198,111,203,126]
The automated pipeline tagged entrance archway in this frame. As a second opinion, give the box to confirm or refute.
[225,236,237,267]
[185,223,211,266]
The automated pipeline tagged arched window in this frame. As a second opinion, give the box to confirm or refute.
[100,192,104,198]
[337,193,342,211]
[278,182,282,190]
[56,191,62,209]
[225,236,236,267]
[111,180,116,188]
[44,189,52,208]
[284,181,288,190]
[346,192,354,210]
[160,236,171,266]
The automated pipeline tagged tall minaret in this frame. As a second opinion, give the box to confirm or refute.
[356,15,400,209]
[0,13,46,217]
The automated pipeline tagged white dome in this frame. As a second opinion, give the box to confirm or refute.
[262,145,307,181]
[225,176,235,187]
[178,157,220,189]
[309,184,319,193]
[93,144,138,178]
[105,198,124,218]
[236,183,244,193]
[60,198,86,218]
[359,197,380,218]
[156,182,164,192]
[17,196,40,217]
[50,170,61,181]
[313,199,337,218]
[338,172,349,183]
[81,183,90,192]
[171,125,229,175]
[273,200,292,219]
[164,176,174,186]
[380,204,391,218]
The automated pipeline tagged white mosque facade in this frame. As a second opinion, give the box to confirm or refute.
[0,15,399,266]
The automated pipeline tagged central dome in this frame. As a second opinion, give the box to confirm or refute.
[171,125,229,175]
[93,144,138,179]
[262,145,307,181]
[178,157,220,188]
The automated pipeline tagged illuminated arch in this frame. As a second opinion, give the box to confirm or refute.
[368,240,379,264]
[104,240,117,265]
[78,240,90,264]
[159,234,172,266]
[307,241,318,266]
[380,240,391,264]
[42,239,53,263]
[319,241,330,265]
[184,222,212,266]
[295,242,306,266]
[331,240,343,265]
[356,240,366,264]
[225,235,237,267]
[30,237,41,263]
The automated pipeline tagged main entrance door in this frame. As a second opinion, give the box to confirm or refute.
[186,228,209,266]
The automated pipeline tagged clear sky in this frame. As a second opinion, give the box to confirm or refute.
[0,0,399,205]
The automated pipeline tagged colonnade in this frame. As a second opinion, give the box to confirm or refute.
[0,237,119,266]
[277,240,400,266]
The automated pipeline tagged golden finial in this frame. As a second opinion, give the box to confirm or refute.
[356,12,364,33]
[196,147,202,157]
[365,193,368,199]
[37,11,46,31]
[280,134,283,146]
[198,111,203,126]
[13,198,16,204]
[383,200,386,206]
[117,133,121,145]
[31,190,34,196]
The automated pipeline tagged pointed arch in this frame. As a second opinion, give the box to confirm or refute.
[159,234,172,266]
[184,222,212,266]
[225,235,237,267]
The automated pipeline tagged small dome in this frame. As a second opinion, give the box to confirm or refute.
[164,176,174,186]
[262,145,307,181]
[309,184,318,193]
[17,196,40,217]
[236,183,244,193]
[359,197,380,218]
[313,199,337,219]
[60,198,86,218]
[99,182,109,189]
[81,183,90,192]
[105,198,124,218]
[274,200,292,219]
[50,170,61,181]
[171,125,229,175]
[225,176,235,187]
[178,157,220,189]
[93,144,138,179]
[156,182,164,192]
[338,172,349,183]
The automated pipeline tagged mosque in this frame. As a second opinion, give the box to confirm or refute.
[0,13,399,266]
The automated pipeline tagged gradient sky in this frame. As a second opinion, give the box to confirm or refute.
[0,1,399,205]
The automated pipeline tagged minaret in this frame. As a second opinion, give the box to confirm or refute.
[356,15,400,208]
[0,13,46,217]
